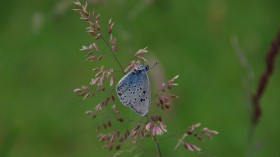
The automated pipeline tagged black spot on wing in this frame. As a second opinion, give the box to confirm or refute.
[140,98,146,102]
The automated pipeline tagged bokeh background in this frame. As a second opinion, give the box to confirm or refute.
[1,0,280,156]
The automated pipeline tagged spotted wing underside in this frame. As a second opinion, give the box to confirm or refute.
[116,70,150,116]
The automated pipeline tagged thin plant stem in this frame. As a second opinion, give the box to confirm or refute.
[174,133,187,151]
[152,135,163,157]
[100,35,125,74]
[251,31,280,126]
[145,116,162,157]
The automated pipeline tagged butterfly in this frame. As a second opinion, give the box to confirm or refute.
[116,64,150,116]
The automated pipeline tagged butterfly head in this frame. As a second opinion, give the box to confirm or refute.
[136,64,149,71]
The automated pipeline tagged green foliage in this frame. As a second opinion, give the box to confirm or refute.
[0,0,279,156]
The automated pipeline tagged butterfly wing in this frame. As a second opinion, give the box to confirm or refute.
[116,69,150,116]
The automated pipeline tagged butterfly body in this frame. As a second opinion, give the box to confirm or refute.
[116,65,150,116]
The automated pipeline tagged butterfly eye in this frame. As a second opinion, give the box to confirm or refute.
[145,65,149,70]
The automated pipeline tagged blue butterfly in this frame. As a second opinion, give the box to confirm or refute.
[116,65,150,116]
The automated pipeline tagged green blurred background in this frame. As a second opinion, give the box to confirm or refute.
[1,0,280,156]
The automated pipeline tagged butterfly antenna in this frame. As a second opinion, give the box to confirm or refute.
[150,62,159,70]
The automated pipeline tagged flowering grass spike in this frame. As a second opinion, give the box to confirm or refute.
[73,1,218,156]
